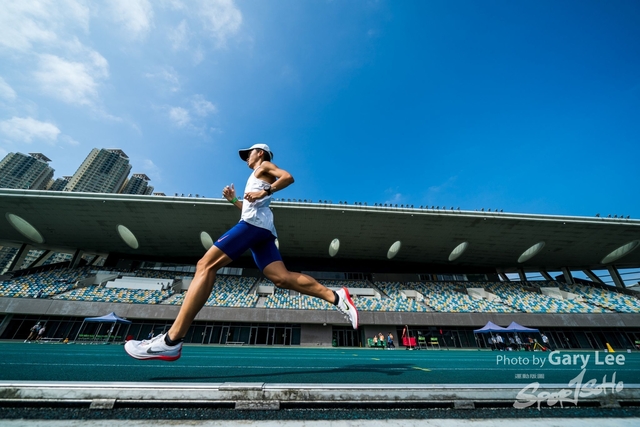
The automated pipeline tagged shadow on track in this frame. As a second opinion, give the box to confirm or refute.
[151,363,417,382]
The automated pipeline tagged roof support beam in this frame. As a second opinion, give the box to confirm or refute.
[561,267,574,285]
[517,269,527,282]
[582,269,605,285]
[0,314,12,338]
[8,244,31,272]
[497,271,510,282]
[86,254,100,266]
[607,265,625,289]
[33,250,54,268]
[540,270,553,281]
[70,249,84,269]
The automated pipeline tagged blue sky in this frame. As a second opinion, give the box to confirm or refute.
[0,0,639,219]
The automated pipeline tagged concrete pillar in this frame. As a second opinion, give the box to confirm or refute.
[561,267,574,285]
[540,270,553,281]
[582,270,605,284]
[8,244,31,272]
[606,266,625,289]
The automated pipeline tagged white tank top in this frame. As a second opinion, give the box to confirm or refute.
[240,169,277,237]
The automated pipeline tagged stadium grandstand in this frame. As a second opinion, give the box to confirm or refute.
[0,188,639,351]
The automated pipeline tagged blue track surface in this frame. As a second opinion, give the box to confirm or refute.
[2,343,639,386]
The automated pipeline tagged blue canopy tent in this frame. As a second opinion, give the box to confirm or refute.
[505,321,541,350]
[505,321,539,333]
[473,321,509,350]
[473,321,508,333]
[74,312,132,344]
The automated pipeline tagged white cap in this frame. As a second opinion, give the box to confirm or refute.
[239,143,273,161]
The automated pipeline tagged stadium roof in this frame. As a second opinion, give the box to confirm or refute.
[1,189,639,274]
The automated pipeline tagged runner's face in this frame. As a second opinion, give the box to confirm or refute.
[247,149,262,168]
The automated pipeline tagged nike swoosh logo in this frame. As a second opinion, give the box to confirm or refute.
[147,348,170,354]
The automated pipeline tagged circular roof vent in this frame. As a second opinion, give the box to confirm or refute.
[200,231,214,250]
[6,213,44,244]
[387,241,402,259]
[117,225,139,249]
[601,240,640,264]
[329,238,340,257]
[448,241,469,262]
[518,241,545,263]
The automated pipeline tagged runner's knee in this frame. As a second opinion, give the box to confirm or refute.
[267,271,292,289]
[196,255,221,275]
[271,276,290,289]
[196,246,230,274]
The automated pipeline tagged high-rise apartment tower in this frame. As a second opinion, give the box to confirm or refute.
[65,148,131,193]
[120,173,154,195]
[0,152,54,190]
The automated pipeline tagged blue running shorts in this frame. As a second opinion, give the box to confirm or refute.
[213,220,282,271]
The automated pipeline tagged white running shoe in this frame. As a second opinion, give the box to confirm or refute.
[124,333,182,361]
[335,287,359,329]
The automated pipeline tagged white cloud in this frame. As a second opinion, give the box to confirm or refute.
[192,94,217,117]
[106,0,154,40]
[33,53,108,106]
[162,96,217,133]
[153,0,243,62]
[384,192,404,205]
[142,158,161,181]
[159,0,185,11]
[0,77,17,100]
[145,67,181,93]
[169,20,190,51]
[198,0,242,48]
[0,116,61,144]
[0,0,90,52]
[169,107,190,127]
[193,47,205,65]
[60,134,80,146]
[0,1,110,111]
[0,1,59,51]
[87,51,109,79]
[427,176,458,195]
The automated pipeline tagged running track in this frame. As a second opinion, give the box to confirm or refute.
[2,343,639,386]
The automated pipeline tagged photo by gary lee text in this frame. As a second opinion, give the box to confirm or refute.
[497,350,626,369]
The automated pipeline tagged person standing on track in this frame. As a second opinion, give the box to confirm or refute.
[25,322,41,342]
[36,324,46,341]
[125,144,359,361]
[541,332,553,351]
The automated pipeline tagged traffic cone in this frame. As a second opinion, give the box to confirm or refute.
[606,343,615,353]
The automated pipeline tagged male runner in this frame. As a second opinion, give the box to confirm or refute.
[125,143,359,361]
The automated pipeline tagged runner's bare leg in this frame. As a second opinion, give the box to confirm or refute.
[167,246,232,340]
[263,261,334,302]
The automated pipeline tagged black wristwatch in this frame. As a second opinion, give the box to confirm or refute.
[264,184,272,195]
